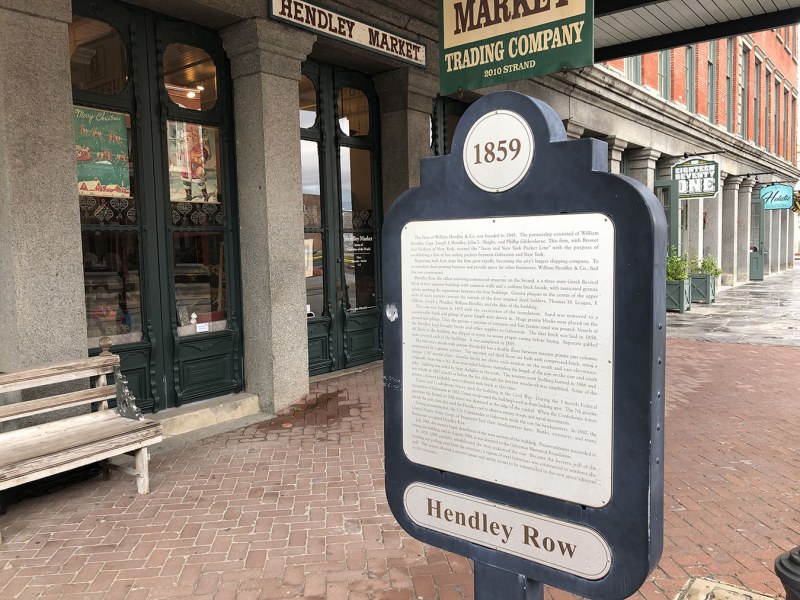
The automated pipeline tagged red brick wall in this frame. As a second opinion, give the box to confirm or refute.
[642,52,659,90]
[604,27,798,165]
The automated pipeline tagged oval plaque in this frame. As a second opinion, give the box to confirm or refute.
[404,483,612,580]
[462,109,534,193]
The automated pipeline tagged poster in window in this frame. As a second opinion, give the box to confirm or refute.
[73,106,131,198]
[167,121,220,203]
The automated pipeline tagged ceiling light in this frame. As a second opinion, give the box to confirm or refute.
[187,91,196,98]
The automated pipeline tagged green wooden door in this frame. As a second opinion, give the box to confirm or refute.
[300,62,383,375]
[750,197,765,280]
[71,0,243,410]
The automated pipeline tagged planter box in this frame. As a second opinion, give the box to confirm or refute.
[666,279,691,313]
[690,273,716,304]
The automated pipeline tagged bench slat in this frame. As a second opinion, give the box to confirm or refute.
[0,356,119,394]
[0,431,162,491]
[0,413,157,466]
[0,386,116,423]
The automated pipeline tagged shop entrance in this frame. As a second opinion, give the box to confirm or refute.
[300,62,383,375]
[750,197,766,280]
[70,0,243,410]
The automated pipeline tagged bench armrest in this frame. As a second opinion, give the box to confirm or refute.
[115,367,143,421]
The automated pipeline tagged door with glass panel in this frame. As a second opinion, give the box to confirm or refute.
[750,198,765,280]
[300,62,383,375]
[70,0,242,410]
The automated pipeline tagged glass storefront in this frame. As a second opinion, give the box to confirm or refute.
[69,1,242,410]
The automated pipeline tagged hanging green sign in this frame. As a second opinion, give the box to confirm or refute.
[439,0,594,96]
[671,158,720,199]
[73,106,131,198]
[760,184,794,210]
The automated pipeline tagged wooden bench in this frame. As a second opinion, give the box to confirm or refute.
[0,341,163,542]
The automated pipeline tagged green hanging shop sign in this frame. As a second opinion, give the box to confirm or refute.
[439,0,594,96]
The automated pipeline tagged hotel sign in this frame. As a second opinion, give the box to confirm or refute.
[672,158,720,198]
[439,0,594,95]
[760,184,794,210]
[269,0,426,67]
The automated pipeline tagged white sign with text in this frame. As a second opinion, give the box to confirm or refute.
[401,213,615,507]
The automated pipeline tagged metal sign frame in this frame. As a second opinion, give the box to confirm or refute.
[382,91,666,600]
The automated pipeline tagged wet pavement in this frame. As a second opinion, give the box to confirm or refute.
[0,269,799,599]
[667,267,800,346]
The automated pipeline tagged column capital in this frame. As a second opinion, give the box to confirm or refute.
[738,178,756,194]
[374,67,439,114]
[0,0,71,23]
[722,174,744,189]
[605,136,629,152]
[627,147,662,163]
[222,18,316,81]
[562,120,585,140]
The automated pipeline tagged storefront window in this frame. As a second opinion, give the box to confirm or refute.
[69,17,128,95]
[340,147,375,310]
[174,232,227,335]
[302,140,324,317]
[75,107,136,225]
[164,43,217,111]
[338,87,370,136]
[299,75,317,129]
[167,122,223,225]
[83,231,143,347]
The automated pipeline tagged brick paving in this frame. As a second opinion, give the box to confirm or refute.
[1,339,799,599]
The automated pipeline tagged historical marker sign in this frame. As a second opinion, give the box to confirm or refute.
[672,158,720,199]
[439,0,594,96]
[383,92,666,599]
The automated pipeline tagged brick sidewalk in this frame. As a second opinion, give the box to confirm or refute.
[1,339,799,599]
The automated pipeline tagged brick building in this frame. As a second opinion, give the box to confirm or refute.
[602,30,798,284]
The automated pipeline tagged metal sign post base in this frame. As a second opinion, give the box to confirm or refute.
[474,562,544,600]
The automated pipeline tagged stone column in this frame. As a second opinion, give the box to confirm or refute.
[770,209,781,273]
[789,211,797,268]
[781,209,792,270]
[374,67,438,213]
[720,175,742,286]
[605,137,628,174]
[736,180,755,282]
[656,156,680,180]
[704,176,723,266]
[626,148,662,191]
[0,1,87,373]
[562,120,585,140]
[763,199,773,275]
[222,18,316,413]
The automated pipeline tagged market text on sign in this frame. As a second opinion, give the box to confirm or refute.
[452,0,571,34]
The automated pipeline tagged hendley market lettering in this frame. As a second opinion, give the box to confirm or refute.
[427,498,578,558]
[277,0,356,38]
[452,0,571,34]
[270,0,426,66]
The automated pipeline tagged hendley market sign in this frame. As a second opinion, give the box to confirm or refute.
[439,0,594,95]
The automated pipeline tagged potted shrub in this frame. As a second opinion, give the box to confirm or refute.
[666,248,691,313]
[690,254,721,304]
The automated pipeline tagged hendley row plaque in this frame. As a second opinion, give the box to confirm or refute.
[382,91,667,599]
